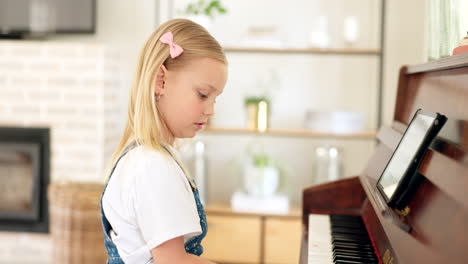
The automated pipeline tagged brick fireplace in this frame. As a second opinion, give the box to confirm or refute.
[0,40,122,263]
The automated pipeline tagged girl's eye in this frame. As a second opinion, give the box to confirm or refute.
[199,92,208,99]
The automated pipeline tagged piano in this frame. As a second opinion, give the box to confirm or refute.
[300,53,468,264]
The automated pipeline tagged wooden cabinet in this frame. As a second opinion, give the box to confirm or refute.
[264,218,302,264]
[203,215,262,263]
[203,203,301,264]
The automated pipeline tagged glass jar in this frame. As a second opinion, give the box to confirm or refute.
[245,97,270,132]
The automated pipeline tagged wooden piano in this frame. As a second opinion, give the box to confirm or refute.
[300,53,468,264]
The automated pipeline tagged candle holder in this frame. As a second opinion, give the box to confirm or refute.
[245,96,270,132]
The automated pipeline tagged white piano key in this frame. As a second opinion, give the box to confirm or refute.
[308,214,333,264]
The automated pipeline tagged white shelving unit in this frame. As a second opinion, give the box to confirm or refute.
[160,0,386,203]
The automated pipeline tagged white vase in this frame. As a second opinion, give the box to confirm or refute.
[243,164,279,198]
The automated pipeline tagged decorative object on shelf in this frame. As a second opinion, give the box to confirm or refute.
[239,140,286,198]
[230,190,289,214]
[453,31,468,55]
[193,140,207,204]
[181,0,227,32]
[245,96,270,132]
[240,26,284,48]
[427,0,461,60]
[343,16,359,46]
[183,0,227,18]
[313,145,343,184]
[304,110,366,134]
[180,139,208,204]
[243,153,279,197]
[230,140,289,214]
[309,16,330,48]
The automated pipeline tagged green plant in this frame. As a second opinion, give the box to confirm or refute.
[244,96,269,106]
[253,154,274,167]
[184,0,227,19]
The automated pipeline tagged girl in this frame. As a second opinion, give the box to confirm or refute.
[100,19,228,264]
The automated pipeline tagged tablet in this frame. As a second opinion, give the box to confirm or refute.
[377,109,447,208]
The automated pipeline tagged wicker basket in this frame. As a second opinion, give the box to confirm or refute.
[48,182,107,264]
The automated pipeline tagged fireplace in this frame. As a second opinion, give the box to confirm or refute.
[0,127,50,233]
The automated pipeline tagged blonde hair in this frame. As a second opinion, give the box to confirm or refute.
[104,19,227,185]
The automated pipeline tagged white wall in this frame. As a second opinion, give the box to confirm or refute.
[382,0,427,126]
[53,0,158,131]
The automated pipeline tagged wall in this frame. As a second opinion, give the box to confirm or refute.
[0,41,121,263]
[382,0,427,126]
[53,0,158,131]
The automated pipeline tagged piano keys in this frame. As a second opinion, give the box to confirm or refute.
[308,214,378,264]
[300,53,468,264]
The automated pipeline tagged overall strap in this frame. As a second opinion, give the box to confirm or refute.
[107,142,138,184]
[100,141,139,263]
[162,145,196,190]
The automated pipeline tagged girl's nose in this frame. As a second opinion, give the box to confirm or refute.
[204,103,215,116]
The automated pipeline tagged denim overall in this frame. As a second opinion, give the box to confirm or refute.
[100,143,207,264]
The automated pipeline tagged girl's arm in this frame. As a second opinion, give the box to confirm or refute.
[151,236,217,264]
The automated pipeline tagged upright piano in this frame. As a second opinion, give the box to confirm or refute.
[300,54,468,264]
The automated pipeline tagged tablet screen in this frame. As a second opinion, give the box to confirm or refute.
[378,112,436,200]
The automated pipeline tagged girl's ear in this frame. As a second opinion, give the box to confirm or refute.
[154,65,168,96]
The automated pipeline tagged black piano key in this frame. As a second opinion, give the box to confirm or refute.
[330,214,362,219]
[333,233,369,239]
[332,241,373,248]
[333,249,377,258]
[329,214,378,264]
[334,254,378,263]
[332,233,371,240]
[333,245,374,252]
[333,252,378,260]
[331,219,366,225]
[331,218,364,226]
[333,252,377,260]
[332,246,375,254]
[331,222,366,229]
[332,229,369,236]
[333,238,371,244]
[333,245,374,253]
[335,260,378,264]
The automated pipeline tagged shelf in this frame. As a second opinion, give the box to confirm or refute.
[223,46,381,56]
[205,201,301,218]
[201,127,377,139]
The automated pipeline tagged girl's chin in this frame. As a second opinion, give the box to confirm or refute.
[175,130,197,139]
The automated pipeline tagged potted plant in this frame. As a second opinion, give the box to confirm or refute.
[243,153,280,198]
[182,0,227,30]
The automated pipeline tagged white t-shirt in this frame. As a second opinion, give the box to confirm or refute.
[102,145,202,264]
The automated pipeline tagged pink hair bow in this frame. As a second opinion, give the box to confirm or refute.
[160,32,184,59]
